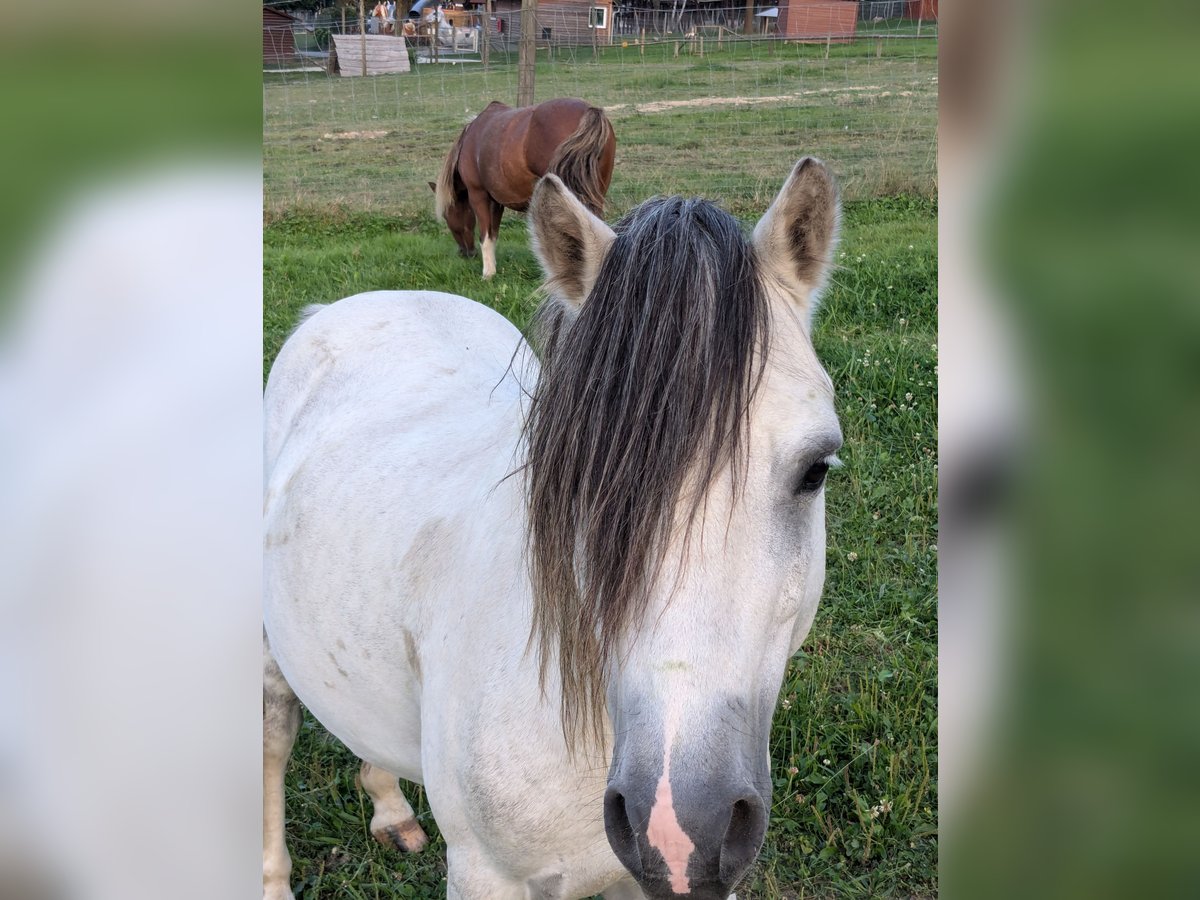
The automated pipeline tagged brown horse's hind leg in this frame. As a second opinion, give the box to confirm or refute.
[263,635,301,900]
[359,761,429,853]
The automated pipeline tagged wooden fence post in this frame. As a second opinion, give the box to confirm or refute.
[517,0,538,106]
[482,0,491,69]
[359,0,367,76]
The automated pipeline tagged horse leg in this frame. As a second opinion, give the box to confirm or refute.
[481,200,505,281]
[358,760,429,853]
[445,845,527,900]
[263,637,301,900]
[466,189,498,279]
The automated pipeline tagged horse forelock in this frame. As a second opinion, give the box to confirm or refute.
[524,196,772,750]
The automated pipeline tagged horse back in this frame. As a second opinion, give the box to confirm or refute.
[459,98,599,211]
[263,291,532,580]
[524,98,598,174]
[265,291,530,477]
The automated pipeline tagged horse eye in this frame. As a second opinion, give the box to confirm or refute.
[795,460,830,495]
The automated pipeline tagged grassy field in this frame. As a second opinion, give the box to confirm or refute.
[265,34,936,900]
[264,37,936,218]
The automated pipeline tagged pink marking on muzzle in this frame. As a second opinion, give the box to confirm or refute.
[645,707,695,894]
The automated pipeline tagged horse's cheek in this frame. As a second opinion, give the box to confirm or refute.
[783,551,825,656]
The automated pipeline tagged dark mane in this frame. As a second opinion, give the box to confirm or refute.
[524,196,772,747]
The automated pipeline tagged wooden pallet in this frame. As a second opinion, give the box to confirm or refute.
[330,33,411,76]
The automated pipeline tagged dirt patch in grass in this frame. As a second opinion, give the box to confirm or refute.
[321,129,391,140]
[606,84,886,114]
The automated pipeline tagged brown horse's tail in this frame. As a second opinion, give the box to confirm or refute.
[434,127,467,222]
[547,106,615,218]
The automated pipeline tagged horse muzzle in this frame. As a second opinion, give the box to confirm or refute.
[603,766,768,898]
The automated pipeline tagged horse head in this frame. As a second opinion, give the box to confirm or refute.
[525,160,842,899]
[428,180,476,257]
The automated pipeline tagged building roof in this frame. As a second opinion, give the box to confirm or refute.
[263,6,299,23]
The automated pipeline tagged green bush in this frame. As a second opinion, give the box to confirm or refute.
[315,5,344,31]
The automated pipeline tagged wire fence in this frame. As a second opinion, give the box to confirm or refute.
[263,3,937,219]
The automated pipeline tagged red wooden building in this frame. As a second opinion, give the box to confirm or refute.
[263,7,299,65]
[908,0,938,20]
[777,0,857,42]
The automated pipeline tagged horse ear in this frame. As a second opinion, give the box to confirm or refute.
[428,181,436,193]
[752,157,840,324]
[528,174,615,309]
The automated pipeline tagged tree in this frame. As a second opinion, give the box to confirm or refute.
[270,0,337,13]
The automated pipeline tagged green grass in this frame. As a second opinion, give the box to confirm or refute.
[264,195,937,898]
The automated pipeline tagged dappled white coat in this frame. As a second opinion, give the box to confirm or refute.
[264,291,635,897]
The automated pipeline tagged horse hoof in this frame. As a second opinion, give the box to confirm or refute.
[459,249,476,258]
[372,818,428,853]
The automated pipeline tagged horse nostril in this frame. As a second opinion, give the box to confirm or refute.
[719,795,767,884]
[603,787,643,878]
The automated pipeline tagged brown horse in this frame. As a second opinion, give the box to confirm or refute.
[431,97,616,278]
